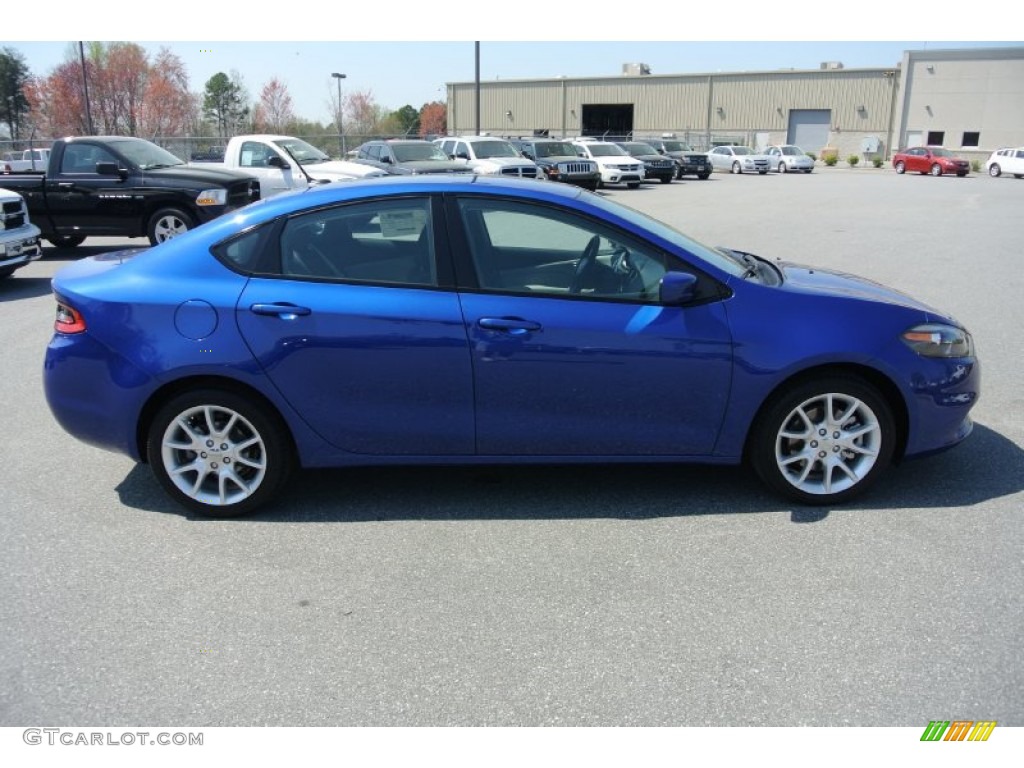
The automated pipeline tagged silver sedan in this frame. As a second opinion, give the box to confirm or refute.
[707,146,770,174]
[765,145,815,173]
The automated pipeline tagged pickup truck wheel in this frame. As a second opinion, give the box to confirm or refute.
[46,235,86,248]
[148,208,195,245]
[0,266,15,280]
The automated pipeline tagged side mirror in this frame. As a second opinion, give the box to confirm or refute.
[659,271,699,305]
[456,151,470,160]
[380,155,392,164]
[95,162,125,178]
[267,155,287,169]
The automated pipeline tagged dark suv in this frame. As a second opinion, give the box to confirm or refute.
[637,137,711,180]
[509,138,601,190]
[354,140,473,175]
[614,141,675,184]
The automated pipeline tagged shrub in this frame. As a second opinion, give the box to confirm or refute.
[824,155,838,166]
[872,155,883,168]
[847,154,860,167]
[971,159,981,173]
[807,152,816,161]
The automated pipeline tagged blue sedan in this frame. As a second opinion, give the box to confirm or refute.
[44,176,979,516]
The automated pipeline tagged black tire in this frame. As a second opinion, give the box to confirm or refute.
[804,169,813,174]
[930,163,942,177]
[779,162,787,174]
[659,175,672,184]
[988,164,1001,177]
[147,207,196,245]
[46,235,86,248]
[146,388,294,517]
[758,170,768,175]
[895,161,905,174]
[0,266,15,280]
[626,182,641,189]
[698,172,711,180]
[1015,174,1024,179]
[731,161,742,174]
[956,171,967,177]
[749,375,896,506]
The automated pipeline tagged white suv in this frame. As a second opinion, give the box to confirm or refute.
[570,141,645,188]
[434,136,540,178]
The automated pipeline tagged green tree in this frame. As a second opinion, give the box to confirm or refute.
[390,104,420,136]
[202,72,249,138]
[0,47,31,140]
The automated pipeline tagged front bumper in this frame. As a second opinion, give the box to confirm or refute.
[0,225,42,271]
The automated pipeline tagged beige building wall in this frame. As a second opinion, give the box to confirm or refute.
[447,47,1024,162]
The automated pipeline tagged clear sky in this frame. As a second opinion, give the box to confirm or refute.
[9,2,1017,126]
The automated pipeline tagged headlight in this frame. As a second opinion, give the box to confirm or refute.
[902,323,974,358]
[195,188,227,206]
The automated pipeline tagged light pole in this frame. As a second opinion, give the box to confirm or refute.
[332,72,347,156]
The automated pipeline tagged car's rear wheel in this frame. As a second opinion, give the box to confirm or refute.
[46,235,86,248]
[930,163,942,176]
[988,164,1001,177]
[147,389,293,517]
[148,207,196,245]
[895,161,905,174]
[750,375,896,505]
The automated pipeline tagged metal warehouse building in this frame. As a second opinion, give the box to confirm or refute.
[445,46,1024,161]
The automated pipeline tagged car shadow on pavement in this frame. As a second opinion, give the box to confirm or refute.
[115,423,1022,525]
[0,275,53,300]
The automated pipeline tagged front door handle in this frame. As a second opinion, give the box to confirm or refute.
[250,303,312,319]
[477,317,542,335]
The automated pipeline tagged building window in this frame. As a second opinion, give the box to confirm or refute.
[926,131,944,146]
[962,132,980,147]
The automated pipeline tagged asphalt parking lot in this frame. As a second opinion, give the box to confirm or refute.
[1,167,1021,727]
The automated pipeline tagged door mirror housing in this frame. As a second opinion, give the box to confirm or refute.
[659,271,699,305]
[267,155,288,169]
[95,162,126,178]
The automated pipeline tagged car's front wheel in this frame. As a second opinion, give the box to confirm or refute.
[148,207,196,245]
[731,161,742,174]
[895,161,905,174]
[778,162,787,173]
[147,389,293,517]
[750,375,896,505]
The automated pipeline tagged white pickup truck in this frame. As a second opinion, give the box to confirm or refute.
[192,135,385,198]
[0,186,43,280]
[2,148,51,173]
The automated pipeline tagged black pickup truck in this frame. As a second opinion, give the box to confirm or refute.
[1,136,260,247]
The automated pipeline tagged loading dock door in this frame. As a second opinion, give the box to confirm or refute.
[580,104,634,140]
[788,110,831,152]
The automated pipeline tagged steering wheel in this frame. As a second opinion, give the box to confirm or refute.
[569,235,601,294]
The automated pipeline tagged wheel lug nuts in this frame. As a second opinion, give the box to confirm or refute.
[819,429,827,436]
[221,443,228,450]
[211,462,218,469]
[201,452,207,458]
[224,457,231,464]
[810,441,818,448]
[819,451,827,458]
[833,446,840,452]
[206,440,214,447]
[833,432,840,439]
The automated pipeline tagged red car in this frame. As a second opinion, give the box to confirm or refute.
[893,147,970,177]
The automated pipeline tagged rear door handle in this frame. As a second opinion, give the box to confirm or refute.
[477,317,542,335]
[250,303,312,319]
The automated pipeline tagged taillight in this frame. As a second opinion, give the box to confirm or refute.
[55,301,86,334]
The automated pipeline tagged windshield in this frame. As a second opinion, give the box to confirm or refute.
[586,144,627,157]
[585,194,746,278]
[730,147,753,155]
[392,143,450,162]
[272,138,331,164]
[473,141,519,159]
[781,146,804,156]
[621,143,658,155]
[534,142,577,158]
[110,138,185,169]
